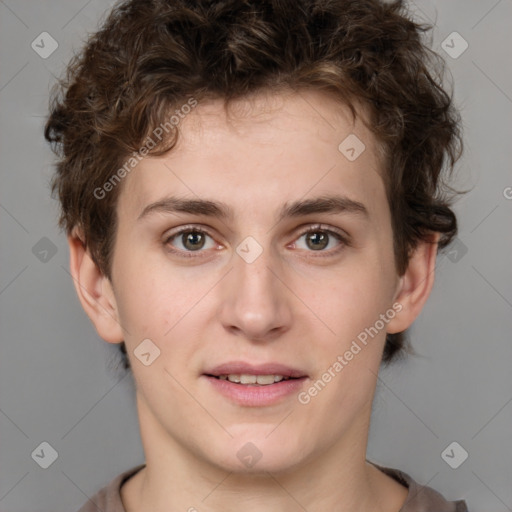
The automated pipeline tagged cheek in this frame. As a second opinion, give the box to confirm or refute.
[318,260,394,340]
[308,279,387,403]
[114,265,216,364]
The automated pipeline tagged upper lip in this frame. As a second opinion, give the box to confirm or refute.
[204,361,308,378]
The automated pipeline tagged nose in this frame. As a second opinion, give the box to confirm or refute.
[217,243,293,343]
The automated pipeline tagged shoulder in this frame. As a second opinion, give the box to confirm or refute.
[76,464,146,512]
[370,461,469,512]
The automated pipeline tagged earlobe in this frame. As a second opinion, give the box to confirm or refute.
[68,227,124,344]
[386,232,440,335]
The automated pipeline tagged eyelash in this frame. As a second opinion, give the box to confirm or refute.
[163,224,350,259]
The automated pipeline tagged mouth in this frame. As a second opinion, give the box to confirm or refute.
[202,362,308,406]
[206,373,301,386]
[204,361,308,381]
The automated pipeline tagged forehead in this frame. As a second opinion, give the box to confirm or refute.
[171,89,376,157]
[117,89,386,223]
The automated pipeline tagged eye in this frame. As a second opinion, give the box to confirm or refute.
[292,225,348,254]
[163,223,349,258]
[164,226,218,256]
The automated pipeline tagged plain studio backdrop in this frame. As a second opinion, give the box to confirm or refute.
[0,1,511,511]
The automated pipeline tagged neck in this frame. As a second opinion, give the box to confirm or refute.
[122,393,406,512]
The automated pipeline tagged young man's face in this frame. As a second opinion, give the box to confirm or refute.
[73,89,435,474]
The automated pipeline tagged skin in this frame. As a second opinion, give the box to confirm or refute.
[69,88,439,512]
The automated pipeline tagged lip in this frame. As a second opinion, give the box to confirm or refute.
[202,361,309,407]
[203,375,308,407]
[204,361,308,379]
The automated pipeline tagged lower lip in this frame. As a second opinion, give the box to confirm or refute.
[203,376,308,407]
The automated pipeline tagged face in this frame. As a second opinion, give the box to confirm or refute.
[97,89,406,473]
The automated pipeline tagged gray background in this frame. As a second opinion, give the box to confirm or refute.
[1,0,511,511]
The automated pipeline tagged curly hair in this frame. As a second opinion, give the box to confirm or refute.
[44,0,464,371]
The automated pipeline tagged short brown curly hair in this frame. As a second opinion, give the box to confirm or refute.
[45,0,464,371]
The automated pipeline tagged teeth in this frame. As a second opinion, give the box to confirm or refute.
[240,374,257,384]
[217,374,288,385]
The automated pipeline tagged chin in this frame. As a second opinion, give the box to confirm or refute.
[207,431,308,475]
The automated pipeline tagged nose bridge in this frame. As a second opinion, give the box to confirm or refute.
[218,235,292,339]
[236,241,279,297]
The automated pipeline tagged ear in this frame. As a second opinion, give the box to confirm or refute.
[67,226,124,344]
[386,232,440,334]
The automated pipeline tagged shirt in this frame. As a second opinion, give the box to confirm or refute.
[76,461,469,511]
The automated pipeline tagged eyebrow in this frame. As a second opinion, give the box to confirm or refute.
[137,194,369,223]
